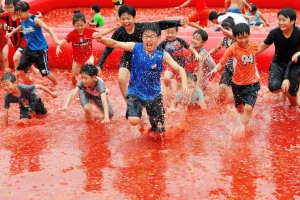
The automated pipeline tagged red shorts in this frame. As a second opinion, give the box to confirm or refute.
[188,8,210,27]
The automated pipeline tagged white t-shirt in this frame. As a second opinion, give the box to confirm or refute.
[217,12,247,25]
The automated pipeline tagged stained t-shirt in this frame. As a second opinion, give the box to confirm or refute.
[4,84,37,109]
[76,77,106,96]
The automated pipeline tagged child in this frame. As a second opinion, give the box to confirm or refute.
[94,23,188,134]
[2,72,58,125]
[171,72,207,109]
[0,8,8,70]
[6,1,60,85]
[62,63,113,123]
[175,0,210,30]
[209,11,248,25]
[1,0,39,77]
[209,23,260,127]
[256,8,300,106]
[158,26,199,92]
[88,4,104,28]
[185,29,216,88]
[225,0,251,14]
[247,4,269,29]
[208,18,236,101]
[112,0,124,21]
[56,10,116,85]
[96,4,188,101]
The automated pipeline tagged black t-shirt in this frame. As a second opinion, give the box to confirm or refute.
[98,20,181,68]
[264,26,300,61]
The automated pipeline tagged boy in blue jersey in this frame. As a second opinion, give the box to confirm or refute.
[94,23,188,135]
[6,1,61,85]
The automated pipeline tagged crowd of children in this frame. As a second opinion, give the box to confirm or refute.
[1,0,300,137]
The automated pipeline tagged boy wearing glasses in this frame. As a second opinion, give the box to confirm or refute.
[94,23,188,138]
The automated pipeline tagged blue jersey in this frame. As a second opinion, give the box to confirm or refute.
[21,15,48,50]
[128,43,164,101]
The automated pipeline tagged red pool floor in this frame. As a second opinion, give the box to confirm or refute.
[0,6,300,200]
[0,69,299,199]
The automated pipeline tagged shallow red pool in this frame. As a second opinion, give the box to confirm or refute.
[0,7,300,200]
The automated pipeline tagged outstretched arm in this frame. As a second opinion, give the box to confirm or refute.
[6,25,22,38]
[94,34,135,52]
[34,18,61,45]
[35,84,58,98]
[256,42,270,55]
[63,87,80,109]
[175,0,192,9]
[56,39,67,56]
[100,92,110,123]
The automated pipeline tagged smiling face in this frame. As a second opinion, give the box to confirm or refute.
[120,12,135,33]
[277,14,295,32]
[191,33,205,51]
[4,3,15,14]
[164,27,177,41]
[142,30,160,54]
[74,20,86,35]
[16,10,29,21]
[235,33,250,49]
[2,80,17,94]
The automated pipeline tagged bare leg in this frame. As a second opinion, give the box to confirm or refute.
[287,93,297,106]
[219,84,228,102]
[118,67,130,101]
[71,61,81,85]
[83,103,94,122]
[114,5,121,21]
[163,70,173,88]
[2,44,9,70]
[241,104,253,126]
[46,73,58,85]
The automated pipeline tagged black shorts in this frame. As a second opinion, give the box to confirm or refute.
[249,22,263,26]
[119,52,132,72]
[269,57,300,96]
[219,66,233,86]
[231,82,260,107]
[126,94,165,132]
[114,0,124,5]
[17,47,51,77]
[20,97,47,119]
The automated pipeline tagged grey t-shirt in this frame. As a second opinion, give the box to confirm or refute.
[4,84,37,109]
[76,77,106,96]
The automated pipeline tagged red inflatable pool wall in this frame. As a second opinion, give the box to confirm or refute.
[7,0,300,71]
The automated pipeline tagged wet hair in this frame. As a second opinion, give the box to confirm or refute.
[1,72,17,83]
[186,72,197,83]
[232,23,250,37]
[80,63,98,77]
[73,10,86,24]
[277,7,296,22]
[221,17,235,30]
[91,4,100,13]
[142,23,161,37]
[0,8,4,13]
[118,4,136,18]
[4,0,20,6]
[250,4,258,12]
[193,29,208,42]
[209,11,219,21]
[14,1,29,12]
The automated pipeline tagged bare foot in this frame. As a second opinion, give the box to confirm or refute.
[279,92,287,103]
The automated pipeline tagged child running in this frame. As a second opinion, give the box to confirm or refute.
[94,23,188,136]
[2,72,58,126]
[63,63,113,123]
[158,26,199,93]
[171,72,207,109]
[56,10,116,85]
[185,29,216,88]
[6,1,60,85]
[96,4,188,102]
[0,8,8,70]
[1,0,40,75]
[207,18,236,101]
[209,23,260,127]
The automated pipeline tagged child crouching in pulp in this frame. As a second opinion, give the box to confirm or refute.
[63,63,114,123]
[2,72,58,125]
[171,72,207,109]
